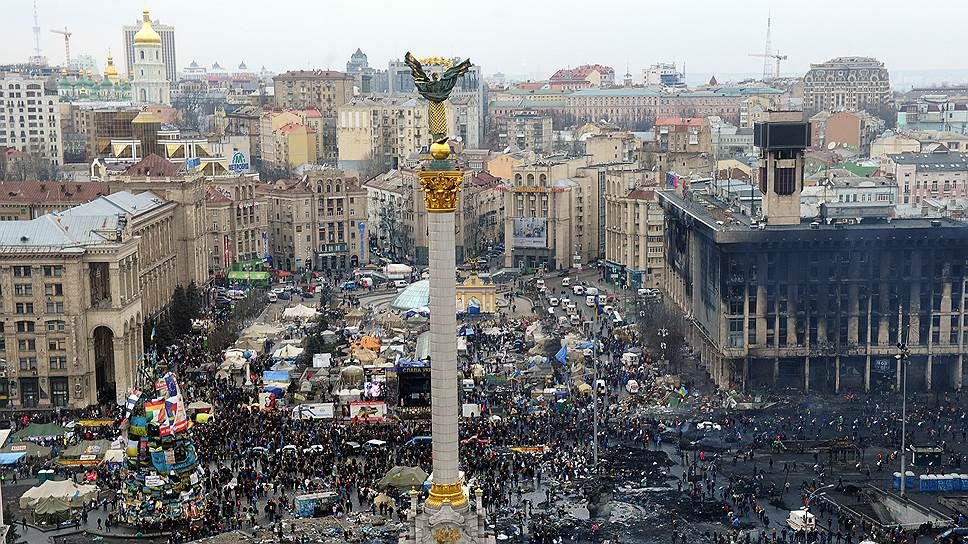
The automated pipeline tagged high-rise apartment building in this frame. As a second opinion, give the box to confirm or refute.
[0,74,63,166]
[122,9,176,83]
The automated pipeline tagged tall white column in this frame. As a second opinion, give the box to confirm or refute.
[428,212,459,486]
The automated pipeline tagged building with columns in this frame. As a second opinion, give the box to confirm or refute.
[0,191,176,409]
[658,113,968,393]
[130,9,171,105]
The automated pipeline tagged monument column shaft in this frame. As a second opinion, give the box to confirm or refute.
[428,211,459,486]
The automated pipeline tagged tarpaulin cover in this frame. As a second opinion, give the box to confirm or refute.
[263,371,291,382]
[0,452,26,464]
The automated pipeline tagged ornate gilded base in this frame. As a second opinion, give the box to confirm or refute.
[419,170,463,213]
[426,480,468,509]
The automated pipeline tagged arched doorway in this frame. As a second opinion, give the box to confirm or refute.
[93,326,116,406]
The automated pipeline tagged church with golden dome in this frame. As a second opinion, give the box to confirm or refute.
[57,53,131,101]
[130,8,170,105]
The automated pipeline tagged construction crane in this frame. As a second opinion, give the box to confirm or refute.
[50,27,72,70]
[749,51,788,79]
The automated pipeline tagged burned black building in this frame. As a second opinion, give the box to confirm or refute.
[657,112,968,393]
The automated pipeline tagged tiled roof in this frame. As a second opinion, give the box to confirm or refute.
[0,181,110,204]
[124,154,182,177]
[205,186,233,205]
[626,189,655,200]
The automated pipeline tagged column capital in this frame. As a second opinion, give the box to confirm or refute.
[419,170,462,213]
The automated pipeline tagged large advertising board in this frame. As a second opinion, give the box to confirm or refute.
[512,217,547,248]
[348,401,386,422]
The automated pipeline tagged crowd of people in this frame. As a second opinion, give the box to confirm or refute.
[2,270,967,544]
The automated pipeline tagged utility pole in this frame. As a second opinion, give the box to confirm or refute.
[896,340,910,497]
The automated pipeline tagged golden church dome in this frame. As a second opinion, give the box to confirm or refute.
[134,10,162,46]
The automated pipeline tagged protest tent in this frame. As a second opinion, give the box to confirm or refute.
[282,304,318,320]
[57,439,112,466]
[13,422,66,440]
[32,495,71,524]
[273,344,304,360]
[378,466,428,489]
[0,441,52,459]
[19,479,98,509]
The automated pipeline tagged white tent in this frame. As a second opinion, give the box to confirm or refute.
[273,344,305,359]
[242,323,285,339]
[282,304,318,320]
[19,479,97,509]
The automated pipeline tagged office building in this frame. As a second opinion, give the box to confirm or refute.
[122,9,176,83]
[0,73,63,166]
[659,111,968,393]
[0,191,178,409]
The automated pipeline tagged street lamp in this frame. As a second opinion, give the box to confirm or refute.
[895,342,910,497]
[658,327,670,369]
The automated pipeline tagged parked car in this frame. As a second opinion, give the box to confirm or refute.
[393,279,409,289]
[277,291,292,301]
[561,277,571,287]
[340,280,359,291]
[266,293,278,303]
[572,285,586,296]
[548,297,559,307]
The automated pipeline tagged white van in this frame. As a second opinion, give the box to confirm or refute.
[569,314,581,326]
[585,287,599,296]
[572,285,586,296]
[393,279,409,289]
[585,295,597,307]
[548,297,559,307]
[561,277,571,287]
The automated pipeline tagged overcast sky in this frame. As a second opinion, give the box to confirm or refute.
[4,0,967,81]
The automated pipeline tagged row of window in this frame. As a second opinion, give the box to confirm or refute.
[12,283,63,296]
[13,302,64,314]
[6,320,66,333]
[12,265,64,278]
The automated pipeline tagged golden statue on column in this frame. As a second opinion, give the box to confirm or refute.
[405,52,471,212]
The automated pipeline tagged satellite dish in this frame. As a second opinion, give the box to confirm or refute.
[827,142,837,150]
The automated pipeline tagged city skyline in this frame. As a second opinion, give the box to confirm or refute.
[4,0,968,83]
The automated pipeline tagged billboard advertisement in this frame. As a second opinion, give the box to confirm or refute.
[512,217,547,248]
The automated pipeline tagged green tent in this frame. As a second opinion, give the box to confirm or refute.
[13,422,66,439]
[0,441,53,459]
[33,495,71,525]
[378,466,428,489]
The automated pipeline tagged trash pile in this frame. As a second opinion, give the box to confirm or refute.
[279,514,404,544]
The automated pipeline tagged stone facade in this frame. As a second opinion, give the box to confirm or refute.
[803,57,890,114]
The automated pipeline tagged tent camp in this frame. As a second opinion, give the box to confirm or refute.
[282,304,318,320]
[273,344,304,360]
[13,422,66,440]
[241,323,284,340]
[19,479,98,509]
